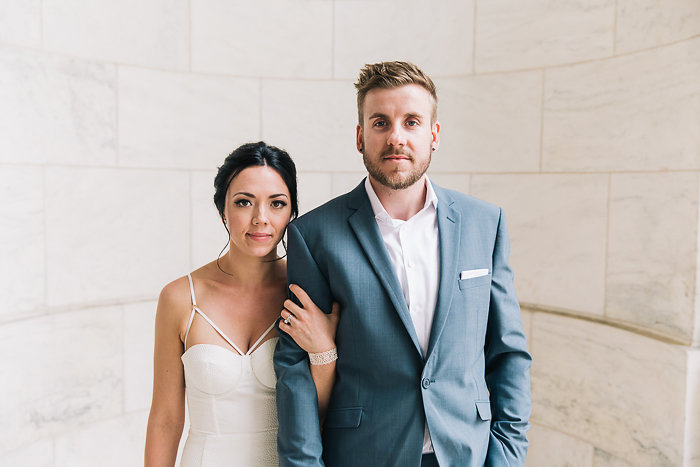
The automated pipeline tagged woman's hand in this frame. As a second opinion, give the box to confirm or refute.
[280,284,339,353]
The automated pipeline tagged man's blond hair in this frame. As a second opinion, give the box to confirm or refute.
[354,61,437,125]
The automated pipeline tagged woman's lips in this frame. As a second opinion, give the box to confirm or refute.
[247,233,273,242]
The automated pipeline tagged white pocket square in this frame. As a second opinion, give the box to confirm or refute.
[460,269,489,280]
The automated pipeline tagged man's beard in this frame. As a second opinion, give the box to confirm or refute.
[362,148,431,190]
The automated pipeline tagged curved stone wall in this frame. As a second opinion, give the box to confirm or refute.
[0,1,698,465]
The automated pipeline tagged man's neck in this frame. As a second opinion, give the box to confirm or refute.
[369,175,428,221]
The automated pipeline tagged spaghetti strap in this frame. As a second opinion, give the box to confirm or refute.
[183,308,196,349]
[246,321,278,355]
[193,308,246,356]
[186,273,197,307]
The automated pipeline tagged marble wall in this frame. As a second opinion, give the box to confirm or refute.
[1,1,698,466]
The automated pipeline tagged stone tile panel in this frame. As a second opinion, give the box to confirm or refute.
[472,174,608,315]
[118,67,260,170]
[432,72,541,173]
[334,0,474,78]
[191,0,332,78]
[45,167,190,307]
[532,313,686,465]
[0,46,116,165]
[606,172,698,341]
[43,0,189,70]
[475,0,615,72]
[543,38,700,171]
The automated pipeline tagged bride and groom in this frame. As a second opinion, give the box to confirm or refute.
[145,61,532,467]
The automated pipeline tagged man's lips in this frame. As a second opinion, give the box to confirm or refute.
[382,153,412,161]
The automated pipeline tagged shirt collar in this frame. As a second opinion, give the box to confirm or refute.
[364,176,438,224]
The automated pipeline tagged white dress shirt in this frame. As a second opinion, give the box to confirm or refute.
[364,176,440,454]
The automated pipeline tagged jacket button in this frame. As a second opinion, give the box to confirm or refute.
[422,378,431,389]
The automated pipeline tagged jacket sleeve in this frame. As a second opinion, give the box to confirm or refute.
[274,222,332,467]
[484,208,532,467]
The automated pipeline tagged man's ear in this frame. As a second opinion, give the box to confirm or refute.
[431,121,441,151]
[356,124,364,152]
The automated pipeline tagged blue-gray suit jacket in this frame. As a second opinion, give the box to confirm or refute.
[274,180,531,467]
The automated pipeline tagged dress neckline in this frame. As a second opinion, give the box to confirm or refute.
[184,273,278,356]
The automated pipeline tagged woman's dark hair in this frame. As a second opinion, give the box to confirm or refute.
[213,141,298,223]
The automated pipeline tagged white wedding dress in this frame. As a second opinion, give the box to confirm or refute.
[179,274,279,466]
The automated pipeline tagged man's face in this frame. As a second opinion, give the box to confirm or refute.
[356,84,440,190]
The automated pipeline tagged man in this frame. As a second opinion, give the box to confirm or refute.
[274,61,531,467]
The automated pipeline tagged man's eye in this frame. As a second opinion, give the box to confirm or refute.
[234,199,251,207]
[373,121,386,127]
[406,120,418,126]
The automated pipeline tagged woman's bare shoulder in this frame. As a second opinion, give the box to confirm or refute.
[156,276,195,335]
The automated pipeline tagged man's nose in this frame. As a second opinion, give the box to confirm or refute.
[386,126,406,147]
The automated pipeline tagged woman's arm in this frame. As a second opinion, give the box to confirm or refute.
[145,281,188,467]
[279,284,340,421]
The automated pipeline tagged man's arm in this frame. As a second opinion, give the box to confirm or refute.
[274,222,332,467]
[484,208,532,466]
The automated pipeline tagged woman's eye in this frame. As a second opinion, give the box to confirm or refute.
[234,199,251,207]
[272,200,288,208]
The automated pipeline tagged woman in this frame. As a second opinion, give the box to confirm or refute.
[145,142,338,466]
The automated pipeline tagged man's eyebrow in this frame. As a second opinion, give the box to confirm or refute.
[368,112,388,120]
[368,112,425,120]
[405,112,424,120]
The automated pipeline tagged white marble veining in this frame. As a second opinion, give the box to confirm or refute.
[124,301,157,412]
[262,79,362,173]
[532,313,687,465]
[616,0,700,54]
[297,172,332,216]
[333,0,473,79]
[0,0,41,47]
[54,411,148,467]
[543,37,700,172]
[191,0,332,78]
[606,173,698,342]
[526,423,593,467]
[593,449,633,466]
[432,72,541,173]
[0,306,122,454]
[475,0,615,72]
[0,167,44,318]
[43,0,189,70]
[472,174,608,315]
[0,46,116,166]
[45,167,190,307]
[191,170,226,271]
[118,67,260,170]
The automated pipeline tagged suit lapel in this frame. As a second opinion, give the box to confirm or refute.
[346,182,423,358]
[426,186,461,360]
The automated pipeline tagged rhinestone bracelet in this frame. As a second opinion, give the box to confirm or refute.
[308,347,338,366]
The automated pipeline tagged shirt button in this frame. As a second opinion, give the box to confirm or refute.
[422,378,431,389]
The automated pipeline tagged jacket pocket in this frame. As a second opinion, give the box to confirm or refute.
[475,400,492,421]
[459,273,492,290]
[324,406,363,429]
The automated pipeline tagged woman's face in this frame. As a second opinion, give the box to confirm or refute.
[223,165,292,260]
